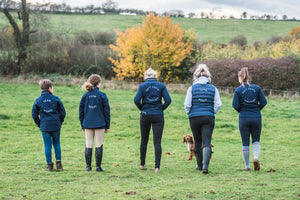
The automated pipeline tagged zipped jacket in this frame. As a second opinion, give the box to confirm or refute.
[32,91,66,132]
[79,87,110,129]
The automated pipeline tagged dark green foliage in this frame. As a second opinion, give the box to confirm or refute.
[229,35,247,47]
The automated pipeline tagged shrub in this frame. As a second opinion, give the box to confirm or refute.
[228,35,247,47]
[289,26,300,39]
[190,57,300,90]
[266,36,282,45]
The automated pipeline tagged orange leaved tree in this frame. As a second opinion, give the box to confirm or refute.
[109,13,192,82]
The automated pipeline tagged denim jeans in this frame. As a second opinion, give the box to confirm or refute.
[41,130,61,164]
[189,116,215,150]
[140,113,164,169]
[239,117,262,146]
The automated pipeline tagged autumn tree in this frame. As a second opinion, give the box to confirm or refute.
[289,26,300,39]
[109,13,192,82]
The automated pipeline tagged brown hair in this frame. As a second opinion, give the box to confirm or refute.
[238,67,251,87]
[82,74,102,91]
[39,79,53,91]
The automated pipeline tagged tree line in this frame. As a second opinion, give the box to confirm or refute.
[0,0,298,21]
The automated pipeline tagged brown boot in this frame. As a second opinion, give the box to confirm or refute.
[46,163,53,171]
[56,161,63,172]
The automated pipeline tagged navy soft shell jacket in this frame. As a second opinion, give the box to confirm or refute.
[79,87,110,129]
[134,78,172,115]
[232,82,267,118]
[32,91,66,132]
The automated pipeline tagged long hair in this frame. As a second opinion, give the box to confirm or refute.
[193,64,212,82]
[82,74,102,91]
[238,67,251,87]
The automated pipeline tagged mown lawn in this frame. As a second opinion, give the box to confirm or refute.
[0,82,299,199]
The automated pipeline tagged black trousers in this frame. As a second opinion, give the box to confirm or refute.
[140,113,164,169]
[189,116,215,150]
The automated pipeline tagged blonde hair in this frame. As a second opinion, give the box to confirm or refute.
[238,67,251,87]
[193,64,211,82]
[82,74,102,91]
[144,68,158,79]
[39,79,53,91]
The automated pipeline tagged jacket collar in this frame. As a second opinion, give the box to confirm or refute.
[41,91,52,95]
[146,78,157,82]
[193,76,209,85]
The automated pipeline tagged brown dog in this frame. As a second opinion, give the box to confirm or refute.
[182,134,214,160]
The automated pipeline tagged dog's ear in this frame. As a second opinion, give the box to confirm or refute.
[211,144,214,147]
[182,136,186,143]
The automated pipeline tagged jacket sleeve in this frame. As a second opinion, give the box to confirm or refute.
[232,90,241,112]
[102,93,110,129]
[32,100,40,127]
[184,86,192,114]
[162,86,171,110]
[134,85,143,110]
[214,87,222,114]
[79,95,85,129]
[57,98,66,124]
[258,87,267,110]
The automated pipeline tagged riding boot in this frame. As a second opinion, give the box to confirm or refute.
[194,148,203,170]
[202,147,212,174]
[95,145,105,172]
[85,147,92,171]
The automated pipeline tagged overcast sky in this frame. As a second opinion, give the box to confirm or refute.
[28,0,300,19]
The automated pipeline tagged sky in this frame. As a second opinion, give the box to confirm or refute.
[27,0,300,19]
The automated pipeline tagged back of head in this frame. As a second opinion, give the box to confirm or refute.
[193,64,211,82]
[238,67,251,87]
[144,68,158,80]
[82,74,102,91]
[39,79,53,91]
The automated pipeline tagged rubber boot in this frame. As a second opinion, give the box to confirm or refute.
[202,147,211,174]
[95,145,105,172]
[85,148,92,171]
[193,148,203,170]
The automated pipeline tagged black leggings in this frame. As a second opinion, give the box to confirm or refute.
[140,113,164,169]
[189,116,215,150]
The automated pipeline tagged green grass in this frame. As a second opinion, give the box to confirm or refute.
[0,82,299,199]
[1,13,300,43]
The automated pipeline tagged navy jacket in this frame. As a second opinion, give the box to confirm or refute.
[79,87,110,129]
[232,82,267,118]
[32,91,66,132]
[134,78,172,115]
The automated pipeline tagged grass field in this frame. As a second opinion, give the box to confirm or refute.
[0,82,299,199]
[1,13,300,43]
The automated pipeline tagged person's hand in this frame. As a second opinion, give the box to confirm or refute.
[105,129,109,133]
[82,129,85,133]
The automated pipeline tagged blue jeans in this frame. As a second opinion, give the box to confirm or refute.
[239,117,262,146]
[41,130,61,164]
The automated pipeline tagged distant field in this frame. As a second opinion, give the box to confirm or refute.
[1,13,300,43]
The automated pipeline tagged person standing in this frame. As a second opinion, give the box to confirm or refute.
[232,67,267,171]
[184,64,222,174]
[79,74,110,172]
[134,68,172,173]
[32,79,66,171]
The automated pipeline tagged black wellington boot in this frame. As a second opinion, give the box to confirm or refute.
[85,148,92,171]
[194,148,203,170]
[95,145,105,172]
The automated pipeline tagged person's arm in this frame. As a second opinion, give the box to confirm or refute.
[162,86,171,110]
[134,85,143,110]
[32,100,40,127]
[79,95,85,129]
[57,98,66,124]
[184,86,192,114]
[214,88,222,114]
[102,93,110,130]
[258,87,267,110]
[232,90,241,112]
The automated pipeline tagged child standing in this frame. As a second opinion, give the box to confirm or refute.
[79,74,110,172]
[32,79,66,171]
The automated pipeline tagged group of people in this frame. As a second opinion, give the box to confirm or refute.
[32,64,267,174]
